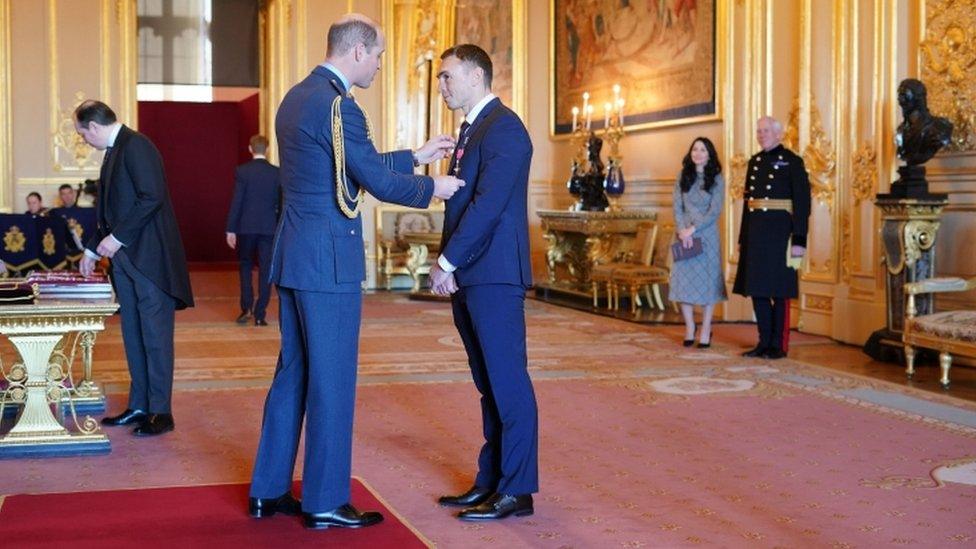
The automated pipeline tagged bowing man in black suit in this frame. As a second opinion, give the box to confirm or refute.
[74,100,194,437]
[226,135,280,326]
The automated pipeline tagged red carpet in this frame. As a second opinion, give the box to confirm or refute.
[0,478,429,548]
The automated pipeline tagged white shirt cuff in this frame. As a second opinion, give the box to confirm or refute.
[109,234,125,247]
[84,249,101,260]
[437,254,456,273]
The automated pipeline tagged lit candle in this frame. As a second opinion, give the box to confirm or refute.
[571,106,579,131]
[613,84,621,103]
[604,103,611,128]
[586,104,593,131]
[617,98,625,127]
[582,92,590,118]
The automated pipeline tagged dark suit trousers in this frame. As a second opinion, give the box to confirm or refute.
[250,287,361,512]
[112,250,177,413]
[452,284,539,495]
[752,296,787,350]
[237,233,273,320]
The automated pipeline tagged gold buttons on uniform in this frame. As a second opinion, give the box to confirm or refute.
[766,185,771,189]
[768,174,773,179]
[762,207,768,212]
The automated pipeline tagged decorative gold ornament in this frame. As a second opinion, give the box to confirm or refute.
[728,153,748,200]
[53,92,101,172]
[782,101,800,152]
[4,226,25,253]
[42,228,56,256]
[802,99,836,209]
[67,218,83,239]
[920,0,976,152]
[904,220,940,268]
[851,144,878,205]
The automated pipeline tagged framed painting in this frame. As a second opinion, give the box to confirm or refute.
[454,0,526,118]
[550,0,719,136]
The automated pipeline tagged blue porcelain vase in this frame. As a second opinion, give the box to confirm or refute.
[603,161,625,196]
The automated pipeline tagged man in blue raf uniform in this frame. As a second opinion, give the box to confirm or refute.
[430,44,538,521]
[248,14,463,530]
[225,134,280,326]
[733,116,811,359]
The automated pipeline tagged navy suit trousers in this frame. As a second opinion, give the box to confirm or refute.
[111,250,176,413]
[236,233,274,320]
[250,287,361,512]
[452,284,538,495]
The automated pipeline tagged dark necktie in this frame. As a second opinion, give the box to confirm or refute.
[449,121,471,175]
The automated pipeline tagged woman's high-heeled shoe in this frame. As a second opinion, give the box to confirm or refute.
[697,330,712,349]
[683,324,697,347]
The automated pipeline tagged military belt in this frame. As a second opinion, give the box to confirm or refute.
[747,198,793,213]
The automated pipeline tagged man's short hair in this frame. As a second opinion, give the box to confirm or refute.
[59,184,75,192]
[249,135,269,154]
[74,100,117,126]
[27,192,42,201]
[326,18,379,57]
[441,44,493,89]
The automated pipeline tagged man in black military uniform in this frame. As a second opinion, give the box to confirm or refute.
[733,116,811,359]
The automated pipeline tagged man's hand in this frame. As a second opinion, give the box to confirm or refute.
[80,255,96,278]
[790,245,806,258]
[226,232,237,249]
[415,134,456,165]
[432,175,465,200]
[429,263,458,296]
[96,235,122,258]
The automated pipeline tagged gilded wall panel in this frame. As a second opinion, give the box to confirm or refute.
[0,0,12,211]
[919,0,976,152]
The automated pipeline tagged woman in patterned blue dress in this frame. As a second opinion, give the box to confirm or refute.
[669,137,727,348]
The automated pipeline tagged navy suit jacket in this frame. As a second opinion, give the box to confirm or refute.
[442,98,532,288]
[89,125,194,309]
[270,66,435,293]
[226,158,280,236]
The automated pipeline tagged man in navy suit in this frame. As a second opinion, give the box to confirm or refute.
[74,100,194,437]
[226,135,280,326]
[430,44,538,521]
[247,14,464,530]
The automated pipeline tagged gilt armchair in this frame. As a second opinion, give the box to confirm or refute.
[903,276,976,389]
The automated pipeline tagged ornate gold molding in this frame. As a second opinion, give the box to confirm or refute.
[782,96,836,208]
[919,0,976,152]
[841,210,852,282]
[53,92,102,172]
[802,98,836,209]
[0,0,12,212]
[728,153,748,200]
[851,143,877,205]
[804,293,834,313]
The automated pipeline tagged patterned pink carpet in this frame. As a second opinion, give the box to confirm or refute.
[2,277,976,547]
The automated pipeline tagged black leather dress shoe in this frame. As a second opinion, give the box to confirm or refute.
[249,493,302,518]
[741,346,766,358]
[236,311,251,324]
[303,504,383,530]
[101,408,147,426]
[133,413,174,436]
[457,493,533,521]
[763,347,787,360]
[254,318,268,326]
[438,485,494,507]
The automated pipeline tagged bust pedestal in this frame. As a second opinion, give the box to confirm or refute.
[864,195,948,361]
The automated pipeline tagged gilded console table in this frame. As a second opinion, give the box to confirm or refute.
[0,298,119,457]
[537,209,657,296]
